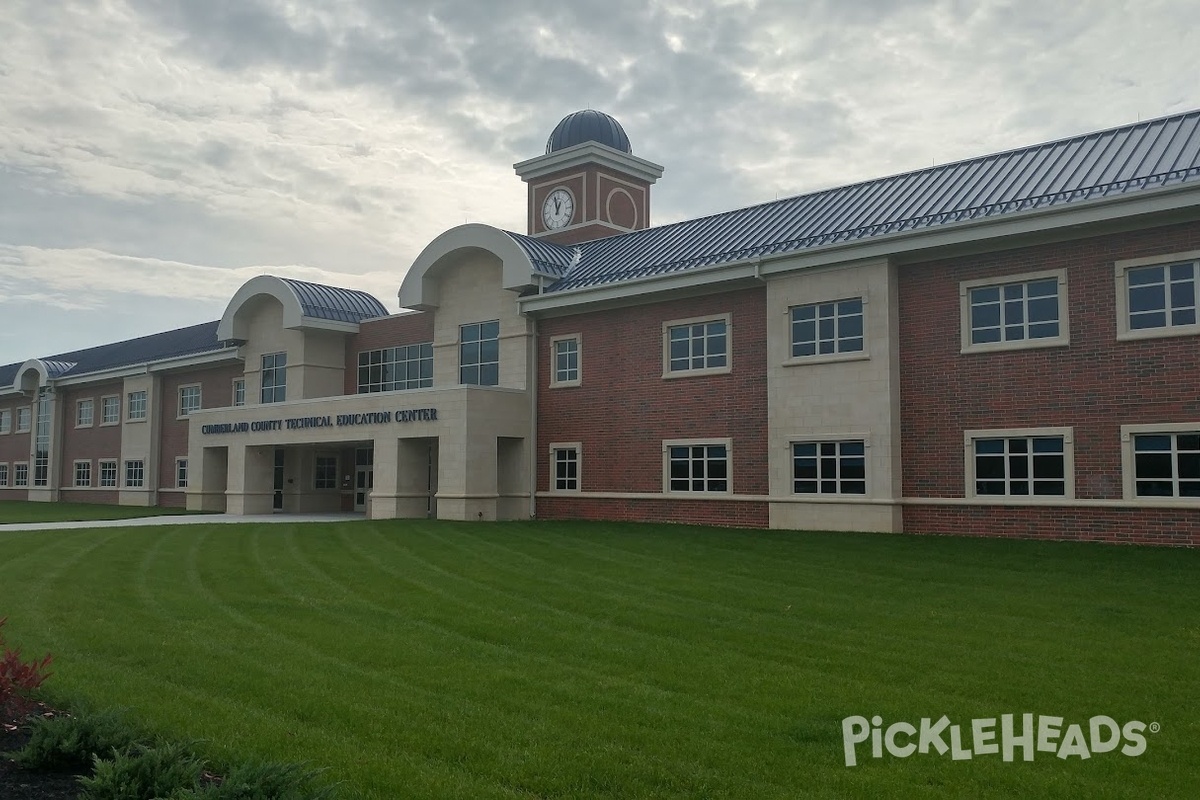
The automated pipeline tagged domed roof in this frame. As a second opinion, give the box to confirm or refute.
[545,110,632,154]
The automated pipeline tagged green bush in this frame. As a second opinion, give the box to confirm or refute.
[188,761,338,799]
[12,707,151,770]
[79,740,205,799]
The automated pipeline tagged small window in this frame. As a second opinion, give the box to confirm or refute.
[261,352,287,403]
[792,440,866,495]
[790,299,864,358]
[1131,432,1200,498]
[127,391,147,421]
[125,459,145,488]
[233,379,246,407]
[76,399,94,427]
[967,431,1070,498]
[99,460,118,488]
[550,445,580,491]
[358,344,434,393]
[16,407,31,433]
[74,461,92,487]
[0,409,10,434]
[101,396,120,424]
[315,456,338,489]
[176,458,188,489]
[665,441,730,493]
[0,463,8,486]
[179,385,202,416]
[460,321,500,386]
[14,463,29,487]
[960,270,1069,353]
[550,336,581,387]
[666,317,729,375]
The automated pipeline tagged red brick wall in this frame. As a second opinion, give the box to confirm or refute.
[343,313,435,395]
[0,398,32,489]
[58,382,123,489]
[536,287,768,527]
[158,364,245,490]
[899,219,1200,544]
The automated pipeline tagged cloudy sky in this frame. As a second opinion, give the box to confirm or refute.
[1,0,1198,366]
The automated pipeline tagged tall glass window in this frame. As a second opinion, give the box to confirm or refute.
[358,344,433,392]
[261,353,287,403]
[459,321,499,386]
[33,392,50,486]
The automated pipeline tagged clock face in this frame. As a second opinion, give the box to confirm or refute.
[542,188,574,230]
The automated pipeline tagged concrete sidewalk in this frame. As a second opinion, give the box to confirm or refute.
[0,513,365,532]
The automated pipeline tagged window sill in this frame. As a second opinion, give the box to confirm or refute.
[126,418,147,424]
[1115,325,1200,343]
[99,421,120,428]
[661,366,732,380]
[965,495,1074,505]
[548,380,581,389]
[75,424,93,430]
[783,351,869,368]
[960,337,1069,355]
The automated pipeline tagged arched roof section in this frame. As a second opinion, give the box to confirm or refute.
[9,358,76,392]
[218,275,388,341]
[400,224,563,309]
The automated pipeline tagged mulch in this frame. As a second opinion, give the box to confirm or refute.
[1,699,85,800]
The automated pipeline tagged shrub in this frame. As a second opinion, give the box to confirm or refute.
[0,616,53,719]
[187,761,338,799]
[12,707,152,770]
[78,740,205,800]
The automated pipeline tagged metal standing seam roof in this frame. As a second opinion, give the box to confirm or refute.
[508,109,1200,294]
[279,278,389,324]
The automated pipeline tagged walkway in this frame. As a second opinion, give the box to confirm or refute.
[0,513,366,533]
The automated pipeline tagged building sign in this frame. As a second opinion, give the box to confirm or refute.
[200,407,438,436]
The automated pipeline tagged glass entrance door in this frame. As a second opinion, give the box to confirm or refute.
[272,448,285,511]
[354,447,374,512]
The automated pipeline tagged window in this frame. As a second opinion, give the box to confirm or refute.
[961,271,1067,352]
[261,352,287,403]
[99,460,118,488]
[14,463,29,487]
[76,399,94,427]
[232,379,246,407]
[179,385,202,416]
[665,440,730,493]
[127,390,147,421]
[1116,253,1200,340]
[101,396,119,424]
[358,343,433,393]
[460,321,499,386]
[0,409,9,434]
[550,444,580,491]
[33,394,49,486]
[74,461,92,487]
[16,407,31,433]
[792,440,866,495]
[665,315,729,375]
[125,459,145,488]
[790,299,864,359]
[966,428,1072,498]
[315,456,338,489]
[1122,427,1200,499]
[550,336,581,387]
[0,464,8,486]
[176,458,188,489]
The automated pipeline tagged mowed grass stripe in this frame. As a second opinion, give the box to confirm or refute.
[1,521,1197,799]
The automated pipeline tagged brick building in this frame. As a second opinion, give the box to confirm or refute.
[3,108,1199,545]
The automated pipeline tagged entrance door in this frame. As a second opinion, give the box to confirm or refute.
[272,448,285,511]
[354,447,374,512]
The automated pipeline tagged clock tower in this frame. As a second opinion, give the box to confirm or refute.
[514,110,664,245]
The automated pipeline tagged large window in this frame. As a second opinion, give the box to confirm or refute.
[16,407,30,433]
[1116,254,1200,340]
[261,353,287,403]
[232,379,246,407]
[127,390,147,421]
[14,463,28,487]
[792,440,866,495]
[0,409,9,434]
[966,428,1071,498]
[358,343,433,393]
[0,464,8,486]
[665,440,730,493]
[961,272,1066,352]
[550,445,580,491]
[74,461,92,488]
[790,299,864,359]
[76,399,94,427]
[314,456,338,490]
[176,458,188,489]
[665,315,729,375]
[550,336,581,387]
[101,396,119,424]
[460,321,499,386]
[1130,431,1200,498]
[99,460,118,488]
[179,385,202,416]
[33,394,50,486]
[125,459,145,488]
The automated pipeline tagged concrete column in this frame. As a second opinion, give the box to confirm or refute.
[187,446,229,512]
[436,431,498,521]
[225,444,275,515]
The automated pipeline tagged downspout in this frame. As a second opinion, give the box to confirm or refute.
[528,312,538,520]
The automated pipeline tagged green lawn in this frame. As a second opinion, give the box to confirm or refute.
[0,521,1196,799]
[0,500,203,524]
